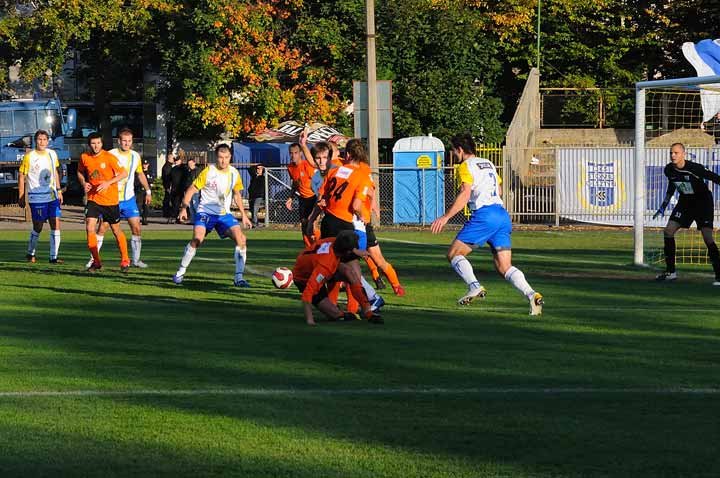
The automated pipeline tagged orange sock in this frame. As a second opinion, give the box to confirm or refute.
[87,232,101,264]
[115,230,129,265]
[348,283,370,311]
[328,282,341,305]
[364,256,381,281]
[381,263,400,288]
[346,287,359,314]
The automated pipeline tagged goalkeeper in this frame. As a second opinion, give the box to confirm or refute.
[653,143,720,285]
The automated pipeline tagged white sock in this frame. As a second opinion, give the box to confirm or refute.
[49,230,61,260]
[177,243,196,276]
[504,266,535,299]
[96,234,105,253]
[450,255,481,289]
[131,235,142,263]
[360,276,379,301]
[27,230,40,256]
[234,246,247,280]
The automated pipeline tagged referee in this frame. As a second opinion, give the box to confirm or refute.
[653,142,720,285]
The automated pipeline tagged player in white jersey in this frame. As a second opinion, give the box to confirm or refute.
[431,133,543,315]
[85,128,153,268]
[18,130,64,263]
[172,143,253,286]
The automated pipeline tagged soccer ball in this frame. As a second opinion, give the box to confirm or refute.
[272,267,294,289]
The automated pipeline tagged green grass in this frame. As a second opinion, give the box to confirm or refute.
[0,227,718,477]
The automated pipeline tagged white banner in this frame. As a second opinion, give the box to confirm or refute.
[557,147,720,226]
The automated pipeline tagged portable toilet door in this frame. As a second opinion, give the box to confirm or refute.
[392,136,445,224]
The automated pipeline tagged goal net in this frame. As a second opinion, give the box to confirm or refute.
[634,75,720,267]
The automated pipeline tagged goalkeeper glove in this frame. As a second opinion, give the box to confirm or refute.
[652,203,668,220]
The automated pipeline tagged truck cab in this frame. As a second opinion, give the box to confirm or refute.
[0,99,76,188]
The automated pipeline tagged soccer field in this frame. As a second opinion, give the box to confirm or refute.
[0,227,718,477]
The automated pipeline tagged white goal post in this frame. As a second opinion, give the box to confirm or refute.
[633,74,720,265]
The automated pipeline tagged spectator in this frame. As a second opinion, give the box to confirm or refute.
[170,158,189,222]
[248,164,267,227]
[161,153,176,218]
[185,158,200,221]
[136,160,154,225]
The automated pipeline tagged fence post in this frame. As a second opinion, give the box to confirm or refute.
[555,147,560,227]
[264,169,270,227]
[421,167,426,226]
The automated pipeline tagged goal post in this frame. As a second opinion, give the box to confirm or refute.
[634,74,720,266]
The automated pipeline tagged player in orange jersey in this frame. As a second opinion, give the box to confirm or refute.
[77,132,130,273]
[285,140,317,247]
[292,230,380,326]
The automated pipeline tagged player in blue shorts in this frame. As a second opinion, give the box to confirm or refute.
[431,133,543,315]
[172,143,253,286]
[18,130,64,263]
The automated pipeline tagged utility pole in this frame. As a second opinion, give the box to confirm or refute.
[366,0,379,171]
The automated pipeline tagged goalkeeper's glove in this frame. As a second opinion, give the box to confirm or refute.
[652,202,668,220]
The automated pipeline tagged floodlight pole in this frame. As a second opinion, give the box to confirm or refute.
[366,0,379,171]
[536,0,541,70]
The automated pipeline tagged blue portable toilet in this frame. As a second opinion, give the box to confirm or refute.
[392,136,445,224]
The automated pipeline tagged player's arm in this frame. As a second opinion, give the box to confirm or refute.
[301,263,332,325]
[136,161,152,204]
[299,128,319,169]
[431,182,472,234]
[17,154,30,208]
[53,154,63,204]
[97,160,128,192]
[285,174,299,210]
[653,181,677,219]
[76,160,91,194]
[696,163,720,185]
[178,184,199,222]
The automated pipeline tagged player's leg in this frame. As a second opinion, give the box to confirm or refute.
[86,220,109,268]
[107,219,130,272]
[128,216,147,268]
[491,249,543,316]
[225,223,250,287]
[368,239,404,296]
[26,204,46,262]
[657,220,682,280]
[299,196,317,247]
[364,256,384,287]
[47,200,63,263]
[84,207,103,270]
[174,224,207,284]
[699,227,720,284]
[448,210,488,305]
[337,262,380,321]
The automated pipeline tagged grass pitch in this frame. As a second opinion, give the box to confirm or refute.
[0,227,718,477]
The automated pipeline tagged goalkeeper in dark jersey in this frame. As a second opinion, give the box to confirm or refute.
[653,143,720,285]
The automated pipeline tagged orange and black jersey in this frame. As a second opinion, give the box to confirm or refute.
[319,163,372,222]
[292,238,340,303]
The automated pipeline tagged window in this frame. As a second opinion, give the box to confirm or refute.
[13,110,37,135]
[0,111,12,136]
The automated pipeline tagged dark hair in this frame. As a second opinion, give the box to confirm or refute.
[333,230,359,254]
[118,127,134,138]
[671,142,686,151]
[289,143,301,151]
[215,143,232,155]
[450,133,476,154]
[313,141,331,158]
[87,131,102,145]
[34,129,49,141]
[345,138,367,164]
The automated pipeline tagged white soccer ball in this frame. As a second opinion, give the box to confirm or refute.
[272,267,294,289]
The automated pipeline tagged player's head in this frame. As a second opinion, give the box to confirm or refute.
[313,141,331,170]
[215,143,232,170]
[187,157,196,169]
[450,134,475,159]
[118,127,134,151]
[345,139,367,164]
[34,129,49,150]
[289,143,302,164]
[87,132,103,154]
[333,230,360,260]
[670,143,686,165]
